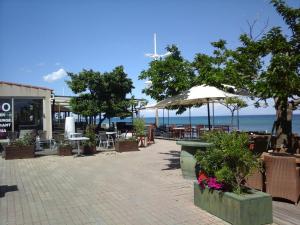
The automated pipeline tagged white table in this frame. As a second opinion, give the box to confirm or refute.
[69,132,82,138]
[68,137,89,157]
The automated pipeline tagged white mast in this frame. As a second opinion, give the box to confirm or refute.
[145,33,171,60]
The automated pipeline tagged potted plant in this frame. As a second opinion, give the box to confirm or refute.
[82,125,97,155]
[4,133,35,159]
[115,137,139,152]
[194,131,272,225]
[133,118,147,147]
[58,140,73,156]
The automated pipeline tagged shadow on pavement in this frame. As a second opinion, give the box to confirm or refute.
[159,150,180,170]
[0,185,18,198]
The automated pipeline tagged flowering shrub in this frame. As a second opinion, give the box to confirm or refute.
[198,171,223,190]
[196,131,260,194]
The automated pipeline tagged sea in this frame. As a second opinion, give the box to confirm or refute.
[107,114,300,134]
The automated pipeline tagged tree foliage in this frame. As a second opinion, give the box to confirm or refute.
[66,66,134,126]
[221,97,248,128]
[139,45,195,99]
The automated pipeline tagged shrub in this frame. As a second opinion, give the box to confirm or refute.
[133,118,146,137]
[195,131,261,194]
[84,124,97,147]
[11,133,35,147]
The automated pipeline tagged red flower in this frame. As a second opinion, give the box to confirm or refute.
[198,171,208,189]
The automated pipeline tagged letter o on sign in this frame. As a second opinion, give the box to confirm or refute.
[2,103,11,112]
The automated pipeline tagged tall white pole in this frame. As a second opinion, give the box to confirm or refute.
[154,33,157,55]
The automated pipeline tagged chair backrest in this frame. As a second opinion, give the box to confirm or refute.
[196,124,204,129]
[98,132,107,141]
[264,154,300,203]
[264,155,297,179]
[37,130,47,140]
[252,135,270,154]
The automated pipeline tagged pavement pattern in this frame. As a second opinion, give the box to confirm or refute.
[0,139,246,225]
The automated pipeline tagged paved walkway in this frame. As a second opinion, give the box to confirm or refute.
[0,139,231,225]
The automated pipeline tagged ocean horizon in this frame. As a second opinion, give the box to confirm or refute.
[107,114,300,134]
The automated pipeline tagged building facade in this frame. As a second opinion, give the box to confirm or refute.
[0,81,53,139]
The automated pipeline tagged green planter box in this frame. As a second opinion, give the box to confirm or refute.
[194,181,273,225]
[177,141,213,179]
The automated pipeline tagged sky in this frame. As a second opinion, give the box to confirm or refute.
[0,0,299,117]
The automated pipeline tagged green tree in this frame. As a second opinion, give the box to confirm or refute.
[66,66,134,127]
[139,45,195,114]
[193,0,300,151]
[230,0,300,151]
[221,97,248,129]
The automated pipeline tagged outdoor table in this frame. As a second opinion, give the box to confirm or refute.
[173,127,185,139]
[69,132,82,138]
[176,141,213,179]
[68,136,89,157]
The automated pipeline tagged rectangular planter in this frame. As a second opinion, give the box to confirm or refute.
[82,145,97,155]
[4,145,35,160]
[58,146,73,156]
[194,181,273,225]
[115,140,139,152]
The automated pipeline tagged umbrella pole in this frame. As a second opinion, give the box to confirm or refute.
[168,109,169,125]
[207,99,211,130]
[212,101,215,129]
[237,107,240,130]
[189,107,192,138]
[163,109,165,126]
[155,108,159,127]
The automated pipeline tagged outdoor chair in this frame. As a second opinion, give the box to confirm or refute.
[6,131,18,142]
[264,155,300,204]
[97,132,114,149]
[245,169,264,191]
[36,130,57,151]
[196,124,205,137]
[184,124,193,138]
[147,125,155,144]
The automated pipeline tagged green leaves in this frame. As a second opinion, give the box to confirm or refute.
[139,45,195,103]
[66,66,133,125]
[196,132,260,194]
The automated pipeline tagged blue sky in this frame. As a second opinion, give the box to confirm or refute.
[0,0,299,117]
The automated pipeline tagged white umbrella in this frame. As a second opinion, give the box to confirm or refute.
[154,85,238,130]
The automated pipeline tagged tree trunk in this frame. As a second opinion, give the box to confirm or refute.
[274,97,293,153]
[231,111,234,129]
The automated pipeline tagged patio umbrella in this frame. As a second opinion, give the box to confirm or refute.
[154,85,237,130]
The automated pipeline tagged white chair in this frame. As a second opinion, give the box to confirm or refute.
[36,130,57,151]
[98,132,114,149]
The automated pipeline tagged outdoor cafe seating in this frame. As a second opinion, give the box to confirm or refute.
[246,152,300,204]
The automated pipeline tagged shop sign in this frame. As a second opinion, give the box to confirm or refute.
[0,99,12,138]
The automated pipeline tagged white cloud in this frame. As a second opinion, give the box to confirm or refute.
[43,68,67,82]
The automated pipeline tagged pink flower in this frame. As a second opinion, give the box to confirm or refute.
[207,177,223,190]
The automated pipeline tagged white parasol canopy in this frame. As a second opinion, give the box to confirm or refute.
[152,85,238,130]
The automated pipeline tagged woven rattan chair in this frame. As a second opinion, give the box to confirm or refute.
[264,155,300,204]
[245,169,264,191]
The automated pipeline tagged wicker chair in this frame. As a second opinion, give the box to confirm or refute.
[264,155,300,204]
[245,169,264,191]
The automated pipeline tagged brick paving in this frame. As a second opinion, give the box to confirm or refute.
[1,139,237,225]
